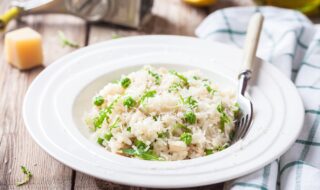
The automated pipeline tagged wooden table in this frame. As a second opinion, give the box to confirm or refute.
[0,0,253,189]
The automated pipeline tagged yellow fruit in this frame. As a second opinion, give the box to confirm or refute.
[257,0,320,16]
[183,0,217,7]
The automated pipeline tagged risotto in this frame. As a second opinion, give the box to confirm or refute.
[84,66,239,161]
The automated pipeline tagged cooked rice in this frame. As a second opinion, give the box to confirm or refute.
[84,65,239,161]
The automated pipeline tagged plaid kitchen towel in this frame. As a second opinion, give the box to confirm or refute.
[196,6,320,190]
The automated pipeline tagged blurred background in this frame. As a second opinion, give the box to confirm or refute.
[1,0,320,67]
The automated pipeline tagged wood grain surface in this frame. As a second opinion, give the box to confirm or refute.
[0,0,250,190]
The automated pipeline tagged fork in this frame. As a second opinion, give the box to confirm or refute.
[232,13,264,142]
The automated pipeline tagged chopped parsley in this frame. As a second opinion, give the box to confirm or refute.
[93,96,104,106]
[205,149,213,155]
[215,144,229,151]
[217,103,231,132]
[123,96,136,109]
[148,70,161,85]
[120,77,131,88]
[174,123,191,133]
[134,140,147,149]
[97,137,104,146]
[58,31,79,48]
[180,96,198,109]
[93,111,108,129]
[219,114,230,131]
[157,131,169,138]
[104,133,113,141]
[152,115,158,121]
[127,127,132,132]
[140,90,156,103]
[217,103,224,113]
[109,117,120,130]
[233,102,240,118]
[193,76,200,80]
[184,111,196,124]
[106,96,120,114]
[122,148,160,160]
[93,97,120,130]
[168,82,182,93]
[139,151,161,160]
[122,148,136,155]
[169,70,189,88]
[122,140,161,160]
[180,132,192,145]
[205,144,229,155]
[204,83,216,95]
[16,166,32,186]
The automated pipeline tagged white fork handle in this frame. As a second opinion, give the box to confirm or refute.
[241,13,264,73]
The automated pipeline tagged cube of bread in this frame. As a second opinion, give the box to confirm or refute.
[4,27,43,70]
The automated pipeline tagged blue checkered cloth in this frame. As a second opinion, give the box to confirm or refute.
[196,6,320,190]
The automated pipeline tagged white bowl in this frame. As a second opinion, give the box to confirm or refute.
[23,35,304,188]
